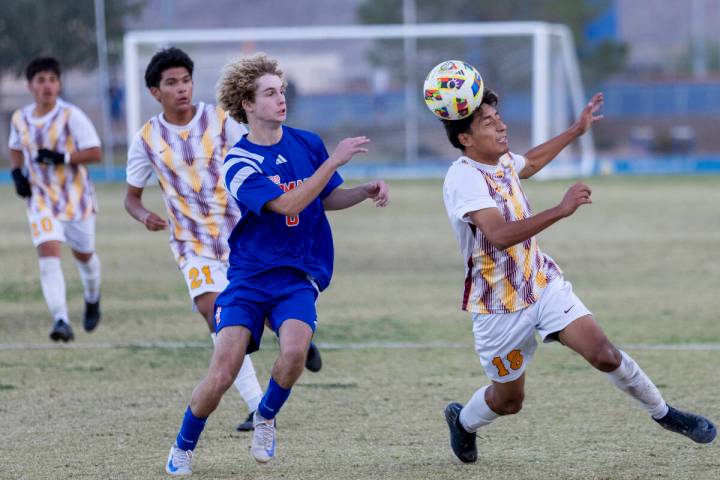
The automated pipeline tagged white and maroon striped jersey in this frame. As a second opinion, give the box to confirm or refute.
[9,99,100,221]
[126,102,246,267]
[443,153,561,314]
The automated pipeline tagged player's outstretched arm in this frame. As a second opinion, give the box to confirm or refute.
[469,182,592,250]
[519,93,604,179]
[265,136,370,217]
[323,180,389,211]
[124,185,168,231]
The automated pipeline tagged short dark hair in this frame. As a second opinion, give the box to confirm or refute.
[25,57,61,82]
[144,47,194,88]
[442,89,499,150]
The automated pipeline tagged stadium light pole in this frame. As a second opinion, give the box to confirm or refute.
[94,0,114,180]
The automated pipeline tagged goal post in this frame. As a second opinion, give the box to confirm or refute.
[124,22,595,178]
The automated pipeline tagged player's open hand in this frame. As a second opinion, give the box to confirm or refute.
[574,92,604,135]
[363,180,389,207]
[331,136,370,167]
[558,182,592,217]
[142,211,168,231]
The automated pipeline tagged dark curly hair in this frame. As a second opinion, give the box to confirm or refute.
[144,47,194,88]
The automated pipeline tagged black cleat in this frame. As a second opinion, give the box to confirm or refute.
[237,411,255,432]
[305,342,322,372]
[83,297,101,332]
[654,404,717,444]
[444,402,477,463]
[49,319,74,342]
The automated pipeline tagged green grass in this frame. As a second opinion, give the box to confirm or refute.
[1,177,719,479]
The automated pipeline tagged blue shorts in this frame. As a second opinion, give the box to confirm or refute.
[214,267,319,353]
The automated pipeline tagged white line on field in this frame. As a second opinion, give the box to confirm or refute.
[0,340,720,352]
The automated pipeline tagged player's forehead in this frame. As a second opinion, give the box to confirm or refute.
[160,66,191,82]
[30,70,59,82]
[255,73,283,92]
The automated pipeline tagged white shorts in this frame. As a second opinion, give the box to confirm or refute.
[180,257,230,303]
[472,277,592,383]
[27,211,96,253]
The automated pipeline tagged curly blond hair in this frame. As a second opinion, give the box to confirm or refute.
[216,53,284,123]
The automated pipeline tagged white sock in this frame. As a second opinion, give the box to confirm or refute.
[39,257,68,323]
[75,254,101,303]
[606,350,669,419]
[210,333,263,412]
[459,385,500,433]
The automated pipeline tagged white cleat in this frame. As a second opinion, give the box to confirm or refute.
[166,443,194,476]
[251,411,276,463]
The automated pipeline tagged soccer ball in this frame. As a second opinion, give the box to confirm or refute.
[423,60,484,120]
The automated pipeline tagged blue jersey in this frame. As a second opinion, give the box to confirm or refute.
[221,125,343,291]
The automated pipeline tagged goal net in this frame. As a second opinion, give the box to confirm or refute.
[124,22,595,178]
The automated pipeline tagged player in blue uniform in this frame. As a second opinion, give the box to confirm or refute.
[165,53,389,474]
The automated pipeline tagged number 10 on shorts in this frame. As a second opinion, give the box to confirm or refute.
[491,349,524,377]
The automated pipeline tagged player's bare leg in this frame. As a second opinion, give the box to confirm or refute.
[71,249,101,332]
[251,319,312,463]
[167,326,251,475]
[195,292,263,431]
[37,241,72,342]
[559,315,716,443]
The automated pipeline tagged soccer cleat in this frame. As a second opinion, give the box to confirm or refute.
[305,342,322,372]
[165,443,194,475]
[49,319,74,342]
[251,412,276,463]
[654,404,717,444]
[83,297,101,332]
[236,411,255,432]
[444,402,478,463]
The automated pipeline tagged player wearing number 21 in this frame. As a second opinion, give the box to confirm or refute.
[9,57,103,342]
[440,88,716,463]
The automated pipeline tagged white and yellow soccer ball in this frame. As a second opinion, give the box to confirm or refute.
[423,60,484,120]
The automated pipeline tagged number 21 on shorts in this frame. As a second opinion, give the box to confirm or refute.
[491,349,524,377]
[188,265,215,289]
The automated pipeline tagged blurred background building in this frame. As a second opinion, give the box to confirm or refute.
[1,0,719,175]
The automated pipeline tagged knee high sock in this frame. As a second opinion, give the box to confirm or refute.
[606,350,669,419]
[75,254,101,303]
[459,385,500,433]
[210,333,263,412]
[39,257,68,322]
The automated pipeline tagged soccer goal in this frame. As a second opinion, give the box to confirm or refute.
[124,22,595,178]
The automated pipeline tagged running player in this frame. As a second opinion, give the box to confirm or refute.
[124,47,265,432]
[9,57,103,342]
[164,53,389,475]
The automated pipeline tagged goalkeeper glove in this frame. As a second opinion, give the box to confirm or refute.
[11,168,32,198]
[35,148,69,166]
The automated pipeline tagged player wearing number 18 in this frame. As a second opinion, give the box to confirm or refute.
[8,57,103,342]
[439,87,716,463]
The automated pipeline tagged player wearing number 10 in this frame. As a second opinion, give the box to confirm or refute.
[440,87,716,463]
[8,57,103,342]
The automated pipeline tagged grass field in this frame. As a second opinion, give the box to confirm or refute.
[1,177,719,479]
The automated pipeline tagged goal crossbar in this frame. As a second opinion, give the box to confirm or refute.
[124,22,594,177]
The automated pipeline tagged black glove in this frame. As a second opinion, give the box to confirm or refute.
[11,168,32,198]
[35,148,66,166]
